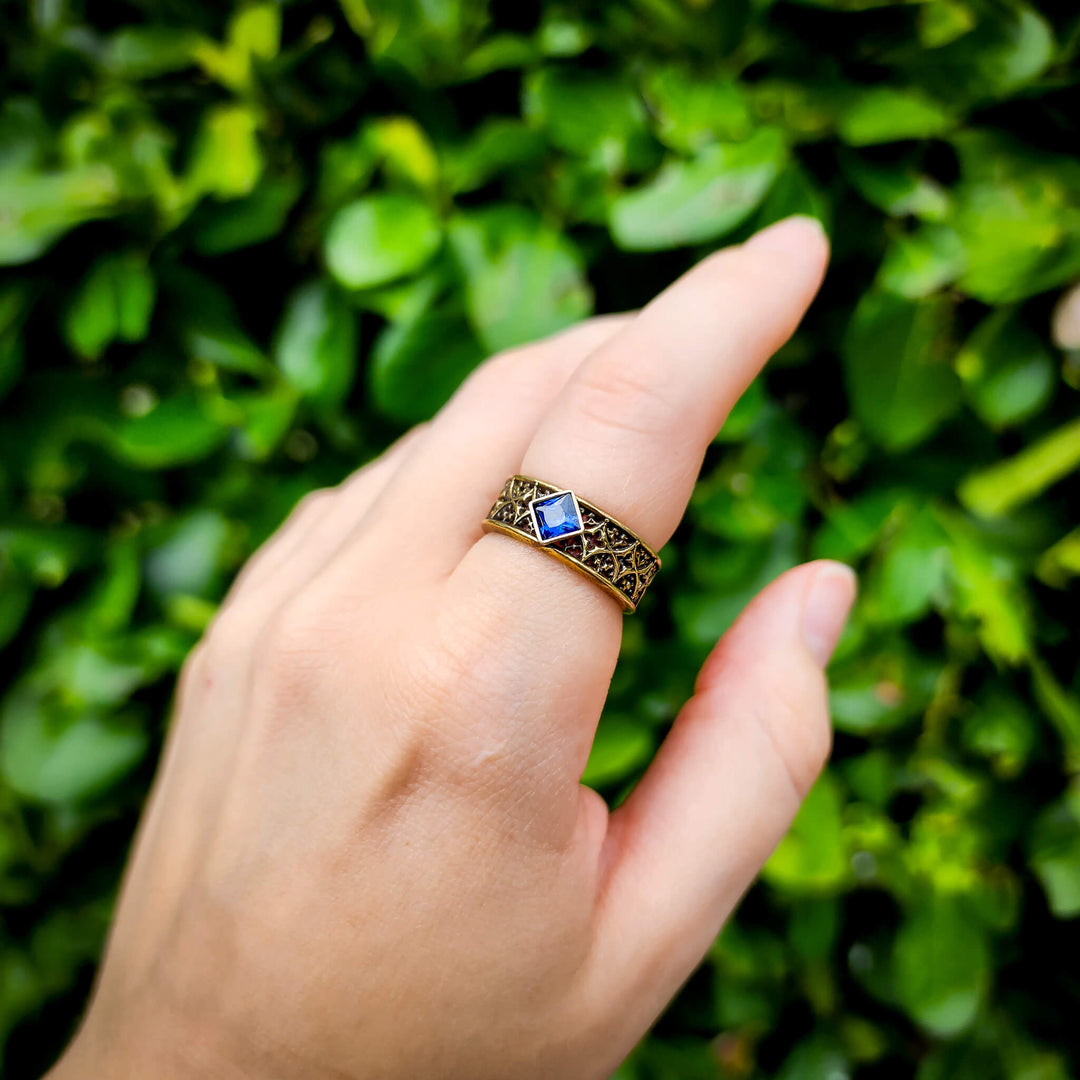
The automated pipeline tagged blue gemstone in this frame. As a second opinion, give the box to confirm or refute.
[532,491,582,542]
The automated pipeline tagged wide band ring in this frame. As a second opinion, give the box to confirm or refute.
[481,475,662,613]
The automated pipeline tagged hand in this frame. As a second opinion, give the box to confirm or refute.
[48,216,853,1080]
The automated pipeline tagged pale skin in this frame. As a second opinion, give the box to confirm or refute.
[47,216,855,1080]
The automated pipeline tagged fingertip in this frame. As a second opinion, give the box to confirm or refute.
[745,214,830,255]
[743,216,830,292]
[694,560,853,696]
[801,560,857,668]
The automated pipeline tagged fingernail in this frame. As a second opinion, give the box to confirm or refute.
[802,562,857,667]
[744,214,829,254]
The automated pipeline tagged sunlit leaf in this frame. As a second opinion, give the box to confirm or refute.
[957,310,1055,428]
[959,417,1080,518]
[582,717,653,788]
[609,128,787,251]
[449,205,592,351]
[324,193,443,290]
[838,87,955,146]
[893,894,989,1036]
[843,291,961,450]
[274,281,357,407]
[878,224,966,299]
[0,687,148,805]
[764,772,850,894]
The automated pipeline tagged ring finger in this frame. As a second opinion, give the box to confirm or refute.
[448,216,830,745]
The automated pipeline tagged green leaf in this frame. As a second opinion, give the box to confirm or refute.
[812,489,911,563]
[1029,796,1080,918]
[371,301,485,423]
[0,164,121,266]
[84,540,142,634]
[950,131,1080,303]
[1030,659,1080,771]
[920,4,1055,100]
[0,526,96,588]
[692,412,810,540]
[185,104,264,202]
[957,311,1055,429]
[234,384,299,462]
[145,510,233,598]
[763,772,849,894]
[672,527,799,648]
[104,26,206,77]
[843,291,961,451]
[959,417,1080,518]
[64,253,156,360]
[841,152,951,221]
[192,173,303,255]
[537,12,592,58]
[878,224,966,299]
[194,2,281,91]
[893,895,989,1036]
[460,34,537,80]
[1037,528,1080,588]
[962,690,1037,779]
[165,268,268,374]
[829,646,942,736]
[838,87,955,146]
[609,128,787,251]
[442,119,546,194]
[582,717,653,789]
[756,162,830,231]
[861,505,950,626]
[938,509,1032,664]
[918,0,977,49]
[0,687,148,805]
[641,66,752,153]
[449,206,592,352]
[523,67,651,172]
[776,1033,850,1080]
[324,194,443,290]
[111,391,231,469]
[365,117,440,192]
[274,281,357,407]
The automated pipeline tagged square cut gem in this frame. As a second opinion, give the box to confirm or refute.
[530,490,583,543]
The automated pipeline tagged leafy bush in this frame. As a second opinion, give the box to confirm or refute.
[2,0,1079,1076]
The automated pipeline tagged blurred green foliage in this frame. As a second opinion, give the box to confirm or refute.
[1,0,1079,1076]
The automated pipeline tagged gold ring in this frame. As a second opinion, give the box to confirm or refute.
[481,475,661,613]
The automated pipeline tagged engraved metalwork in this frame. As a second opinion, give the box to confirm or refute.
[482,475,662,613]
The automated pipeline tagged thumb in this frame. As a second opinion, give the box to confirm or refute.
[588,560,856,1027]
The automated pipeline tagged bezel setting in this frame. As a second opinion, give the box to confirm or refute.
[528,488,585,545]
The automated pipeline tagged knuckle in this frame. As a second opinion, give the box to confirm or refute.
[407,607,505,718]
[394,605,523,775]
[251,594,347,707]
[292,487,335,521]
[200,604,256,672]
[467,343,563,401]
[175,639,210,702]
[570,361,673,441]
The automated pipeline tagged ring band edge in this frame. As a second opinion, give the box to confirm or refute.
[480,518,639,613]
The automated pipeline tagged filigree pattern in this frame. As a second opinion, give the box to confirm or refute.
[483,475,661,612]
